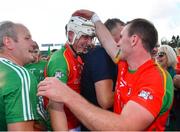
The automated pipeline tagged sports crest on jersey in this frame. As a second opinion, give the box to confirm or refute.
[54,71,64,79]
[138,89,154,100]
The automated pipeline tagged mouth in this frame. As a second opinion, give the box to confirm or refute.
[84,46,90,51]
[28,50,35,58]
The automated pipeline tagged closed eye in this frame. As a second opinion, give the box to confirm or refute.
[25,35,32,40]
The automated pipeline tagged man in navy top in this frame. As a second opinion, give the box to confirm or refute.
[80,18,125,131]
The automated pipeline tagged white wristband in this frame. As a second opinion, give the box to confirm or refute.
[91,13,101,23]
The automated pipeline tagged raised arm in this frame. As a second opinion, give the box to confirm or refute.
[73,10,121,63]
[94,21,120,62]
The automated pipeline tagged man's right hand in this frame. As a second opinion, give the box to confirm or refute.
[37,77,70,103]
[72,9,95,20]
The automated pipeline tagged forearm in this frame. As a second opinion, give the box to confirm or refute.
[95,21,119,62]
[98,94,114,109]
[64,88,122,130]
[95,80,114,109]
[8,121,35,131]
[48,101,68,131]
[103,93,114,109]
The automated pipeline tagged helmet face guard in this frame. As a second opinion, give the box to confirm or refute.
[66,16,96,45]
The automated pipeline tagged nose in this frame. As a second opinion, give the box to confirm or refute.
[32,41,37,47]
[87,37,93,44]
[86,38,95,48]
[116,40,121,47]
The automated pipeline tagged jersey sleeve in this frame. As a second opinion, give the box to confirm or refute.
[47,50,68,83]
[3,70,39,124]
[130,70,173,118]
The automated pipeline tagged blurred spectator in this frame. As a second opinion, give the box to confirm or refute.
[51,49,58,53]
[156,44,180,130]
[25,41,47,82]
[156,45,180,89]
[151,43,160,59]
[156,45,177,78]
[176,47,180,74]
[25,41,51,130]
[40,54,49,61]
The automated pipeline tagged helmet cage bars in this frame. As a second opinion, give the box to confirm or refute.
[66,16,96,45]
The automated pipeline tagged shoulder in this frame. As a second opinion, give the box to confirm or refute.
[0,60,25,78]
[50,48,65,59]
[47,47,68,76]
[86,46,109,61]
[91,46,106,54]
[137,60,173,93]
[48,48,67,65]
[0,64,30,94]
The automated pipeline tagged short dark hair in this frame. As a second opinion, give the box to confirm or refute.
[104,18,125,32]
[51,49,58,53]
[127,18,158,53]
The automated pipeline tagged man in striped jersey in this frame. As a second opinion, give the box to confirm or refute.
[0,21,40,130]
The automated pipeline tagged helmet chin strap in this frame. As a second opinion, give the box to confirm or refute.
[67,32,77,45]
[67,31,82,53]
[67,34,80,57]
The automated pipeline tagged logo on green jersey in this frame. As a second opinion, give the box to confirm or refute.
[55,71,64,79]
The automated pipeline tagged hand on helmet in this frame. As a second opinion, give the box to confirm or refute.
[72,9,95,20]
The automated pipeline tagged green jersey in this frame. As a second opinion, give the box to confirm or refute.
[25,60,52,130]
[47,44,83,129]
[0,58,39,130]
[25,60,47,83]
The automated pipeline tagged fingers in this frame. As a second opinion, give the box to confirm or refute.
[37,77,59,96]
[38,77,57,87]
[37,88,47,96]
[37,77,66,101]
[37,77,52,96]
[38,80,48,87]
[72,9,94,20]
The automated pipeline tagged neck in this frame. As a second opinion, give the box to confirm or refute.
[0,52,23,66]
[127,50,152,71]
[66,43,78,58]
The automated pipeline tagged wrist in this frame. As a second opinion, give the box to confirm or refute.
[91,13,101,23]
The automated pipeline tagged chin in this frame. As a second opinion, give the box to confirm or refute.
[27,57,34,64]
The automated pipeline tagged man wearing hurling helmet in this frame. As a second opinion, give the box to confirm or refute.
[46,14,96,131]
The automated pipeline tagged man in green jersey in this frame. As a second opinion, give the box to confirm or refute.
[25,41,47,83]
[46,14,96,131]
[0,21,40,130]
[25,41,50,130]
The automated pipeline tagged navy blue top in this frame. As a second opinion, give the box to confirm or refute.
[80,45,117,130]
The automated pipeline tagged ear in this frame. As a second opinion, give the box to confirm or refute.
[130,34,139,47]
[3,36,14,50]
